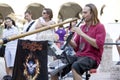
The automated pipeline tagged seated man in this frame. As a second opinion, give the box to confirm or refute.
[51,3,106,80]
[116,36,120,65]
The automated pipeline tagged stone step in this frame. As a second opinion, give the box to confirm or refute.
[0,57,119,80]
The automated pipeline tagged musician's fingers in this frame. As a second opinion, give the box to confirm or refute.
[64,34,69,40]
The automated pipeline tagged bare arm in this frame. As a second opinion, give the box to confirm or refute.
[35,19,43,29]
[35,19,56,29]
[80,32,98,48]
[64,33,77,49]
[71,27,98,49]
[69,38,77,49]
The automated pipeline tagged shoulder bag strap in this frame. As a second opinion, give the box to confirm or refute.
[26,21,35,32]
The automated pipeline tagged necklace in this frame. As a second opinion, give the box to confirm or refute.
[85,26,90,32]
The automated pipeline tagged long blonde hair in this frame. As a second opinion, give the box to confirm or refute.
[85,3,100,25]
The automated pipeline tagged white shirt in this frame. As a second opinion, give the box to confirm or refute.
[22,20,36,40]
[36,17,55,41]
[3,26,19,48]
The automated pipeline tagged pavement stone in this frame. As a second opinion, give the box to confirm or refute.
[0,57,114,80]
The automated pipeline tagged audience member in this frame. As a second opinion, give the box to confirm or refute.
[55,24,66,48]
[22,10,36,40]
[3,17,19,77]
[35,8,56,41]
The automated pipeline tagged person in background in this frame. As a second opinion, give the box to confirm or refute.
[34,8,59,79]
[55,24,66,48]
[116,35,120,65]
[51,3,106,80]
[0,17,5,58]
[55,24,66,42]
[35,8,56,41]
[22,10,36,40]
[0,17,4,38]
[2,17,19,77]
[66,19,77,35]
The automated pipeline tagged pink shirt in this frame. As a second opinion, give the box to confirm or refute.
[74,23,106,66]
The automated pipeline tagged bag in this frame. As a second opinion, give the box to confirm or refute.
[3,75,12,80]
[0,45,6,57]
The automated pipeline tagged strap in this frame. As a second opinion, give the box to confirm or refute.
[26,21,35,32]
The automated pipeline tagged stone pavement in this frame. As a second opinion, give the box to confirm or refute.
[0,57,118,80]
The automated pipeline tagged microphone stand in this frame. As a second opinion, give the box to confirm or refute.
[59,18,84,64]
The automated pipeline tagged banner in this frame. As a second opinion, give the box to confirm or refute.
[12,40,48,80]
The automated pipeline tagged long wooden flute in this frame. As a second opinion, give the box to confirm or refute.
[0,18,78,44]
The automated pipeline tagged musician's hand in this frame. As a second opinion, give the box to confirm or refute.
[64,34,69,41]
[71,27,84,36]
